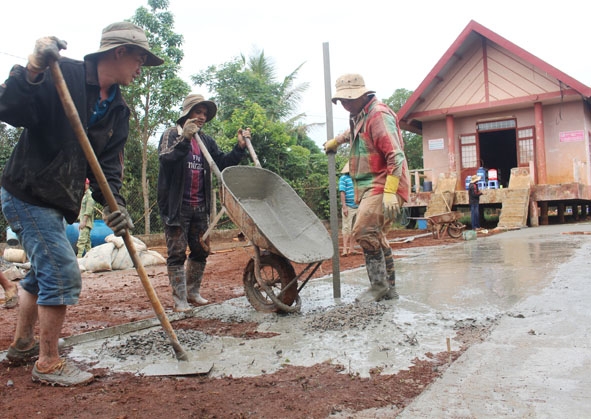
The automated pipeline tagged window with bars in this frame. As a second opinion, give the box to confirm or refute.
[517,127,534,166]
[460,134,477,168]
[477,119,516,132]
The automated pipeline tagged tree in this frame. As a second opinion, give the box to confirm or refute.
[0,122,20,170]
[123,0,191,233]
[384,88,423,171]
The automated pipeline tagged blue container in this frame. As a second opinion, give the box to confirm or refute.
[66,219,113,249]
[465,175,471,190]
[477,167,487,182]
[423,180,433,192]
[417,219,428,230]
[6,227,19,246]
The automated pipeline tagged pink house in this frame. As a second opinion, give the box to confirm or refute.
[398,20,591,227]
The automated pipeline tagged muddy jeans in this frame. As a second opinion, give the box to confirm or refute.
[352,192,402,252]
[165,205,210,267]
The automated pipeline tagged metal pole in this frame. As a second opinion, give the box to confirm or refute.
[322,42,341,299]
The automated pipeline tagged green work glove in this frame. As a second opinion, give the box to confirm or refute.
[383,175,401,221]
[27,36,67,73]
[103,205,134,237]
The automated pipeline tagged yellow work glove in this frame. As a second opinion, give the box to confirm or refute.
[323,138,339,154]
[383,175,400,221]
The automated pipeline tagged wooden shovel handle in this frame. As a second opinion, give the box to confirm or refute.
[49,61,188,361]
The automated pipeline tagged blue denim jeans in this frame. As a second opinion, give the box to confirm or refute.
[470,203,481,230]
[1,188,81,305]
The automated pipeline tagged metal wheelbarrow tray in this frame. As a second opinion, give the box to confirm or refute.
[220,165,333,313]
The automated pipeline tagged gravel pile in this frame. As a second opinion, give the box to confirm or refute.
[102,329,210,360]
[304,303,388,332]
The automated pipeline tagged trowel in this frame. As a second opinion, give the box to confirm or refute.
[139,359,214,377]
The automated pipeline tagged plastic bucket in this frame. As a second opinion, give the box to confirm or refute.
[463,230,477,241]
[6,227,19,246]
[417,219,428,230]
[423,181,433,192]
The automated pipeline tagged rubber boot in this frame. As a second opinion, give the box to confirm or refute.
[356,249,389,303]
[186,260,209,306]
[383,247,399,300]
[167,266,192,312]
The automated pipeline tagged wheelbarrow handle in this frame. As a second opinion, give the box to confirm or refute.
[244,137,261,168]
[193,134,222,181]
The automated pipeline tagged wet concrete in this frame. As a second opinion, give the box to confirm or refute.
[7,223,590,416]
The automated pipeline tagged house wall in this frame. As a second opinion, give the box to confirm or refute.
[543,101,588,185]
[421,100,590,188]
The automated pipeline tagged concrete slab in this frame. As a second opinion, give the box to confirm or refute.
[5,223,590,416]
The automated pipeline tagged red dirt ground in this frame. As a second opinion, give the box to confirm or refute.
[0,228,496,418]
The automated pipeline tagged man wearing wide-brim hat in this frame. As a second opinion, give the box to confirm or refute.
[0,21,163,386]
[323,73,410,303]
[468,175,483,230]
[158,93,250,313]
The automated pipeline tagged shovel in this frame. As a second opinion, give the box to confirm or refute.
[49,60,211,375]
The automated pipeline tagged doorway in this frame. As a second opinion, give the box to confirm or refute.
[478,129,517,188]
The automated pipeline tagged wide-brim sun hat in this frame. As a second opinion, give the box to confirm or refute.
[84,22,164,66]
[331,73,375,104]
[176,94,218,125]
[341,162,350,174]
[470,175,482,183]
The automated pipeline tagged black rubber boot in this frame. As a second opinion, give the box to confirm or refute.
[167,266,192,312]
[383,247,399,300]
[186,260,209,306]
[356,249,389,303]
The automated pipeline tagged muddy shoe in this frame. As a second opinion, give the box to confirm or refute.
[32,359,94,387]
[7,340,39,364]
[187,295,209,306]
[355,284,389,303]
[384,286,399,300]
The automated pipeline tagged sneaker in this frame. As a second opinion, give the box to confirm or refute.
[32,359,94,386]
[6,340,39,364]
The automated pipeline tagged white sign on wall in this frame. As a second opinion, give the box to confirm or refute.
[428,138,445,150]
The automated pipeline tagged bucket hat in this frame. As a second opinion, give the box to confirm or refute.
[341,162,350,174]
[176,94,218,124]
[332,73,375,104]
[470,175,482,183]
[84,22,164,66]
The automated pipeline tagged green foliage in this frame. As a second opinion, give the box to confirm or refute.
[384,88,423,170]
[120,0,191,233]
[0,123,20,170]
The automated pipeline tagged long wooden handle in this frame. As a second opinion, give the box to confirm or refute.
[49,61,188,361]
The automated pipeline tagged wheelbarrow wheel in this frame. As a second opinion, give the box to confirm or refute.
[243,253,300,313]
[448,221,464,238]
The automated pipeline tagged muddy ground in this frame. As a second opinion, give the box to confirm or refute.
[0,228,496,418]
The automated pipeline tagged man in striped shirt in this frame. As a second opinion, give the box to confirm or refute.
[325,74,410,302]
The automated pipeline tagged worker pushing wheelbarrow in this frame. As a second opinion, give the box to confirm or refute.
[196,133,334,313]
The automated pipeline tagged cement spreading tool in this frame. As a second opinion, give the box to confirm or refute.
[49,60,212,376]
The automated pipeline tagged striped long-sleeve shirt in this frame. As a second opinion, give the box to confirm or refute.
[347,96,410,203]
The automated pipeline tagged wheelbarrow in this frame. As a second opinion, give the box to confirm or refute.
[411,211,465,239]
[196,135,333,313]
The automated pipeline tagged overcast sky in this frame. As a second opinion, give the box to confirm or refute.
[1,0,589,146]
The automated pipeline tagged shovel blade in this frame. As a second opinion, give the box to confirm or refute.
[139,360,213,376]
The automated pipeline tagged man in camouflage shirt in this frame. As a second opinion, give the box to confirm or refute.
[325,74,410,302]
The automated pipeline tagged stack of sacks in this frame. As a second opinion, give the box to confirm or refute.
[78,234,165,272]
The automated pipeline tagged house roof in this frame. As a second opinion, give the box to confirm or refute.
[398,20,591,134]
